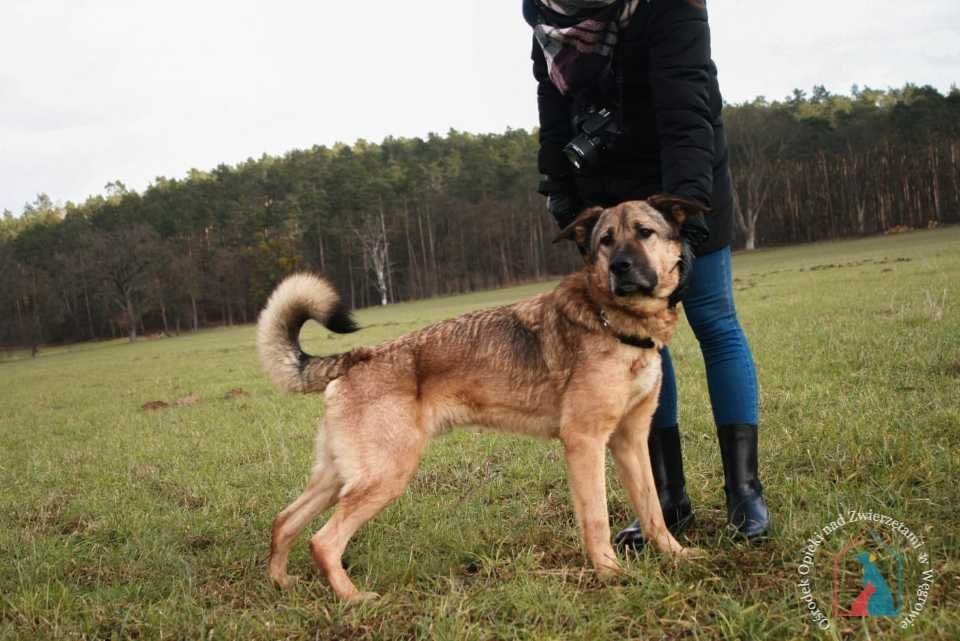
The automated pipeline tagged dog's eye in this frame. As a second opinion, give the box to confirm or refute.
[599,231,614,246]
[635,226,655,239]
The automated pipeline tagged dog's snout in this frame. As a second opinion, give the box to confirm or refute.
[634,270,657,292]
[609,247,659,296]
[610,254,633,275]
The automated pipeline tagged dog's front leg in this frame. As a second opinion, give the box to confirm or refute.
[559,428,622,578]
[608,387,688,558]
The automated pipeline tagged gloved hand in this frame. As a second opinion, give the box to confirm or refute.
[680,212,709,249]
[546,191,584,230]
[539,175,583,230]
[668,238,695,307]
[668,213,709,307]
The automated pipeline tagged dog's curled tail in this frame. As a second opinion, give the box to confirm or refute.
[257,273,359,394]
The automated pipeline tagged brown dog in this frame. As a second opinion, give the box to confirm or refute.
[258,196,705,602]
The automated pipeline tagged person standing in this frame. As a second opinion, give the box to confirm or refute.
[524,0,770,542]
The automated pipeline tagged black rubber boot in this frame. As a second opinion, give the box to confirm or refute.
[614,427,695,550]
[717,424,770,539]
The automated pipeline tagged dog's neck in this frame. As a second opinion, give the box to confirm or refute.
[557,272,677,348]
[595,300,676,348]
[594,306,656,349]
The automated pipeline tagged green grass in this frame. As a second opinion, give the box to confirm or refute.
[2,227,958,640]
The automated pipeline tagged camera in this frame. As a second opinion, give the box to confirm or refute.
[563,107,621,172]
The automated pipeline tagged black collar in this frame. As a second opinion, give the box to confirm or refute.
[597,307,655,349]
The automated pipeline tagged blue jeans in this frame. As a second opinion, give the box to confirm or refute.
[652,246,758,429]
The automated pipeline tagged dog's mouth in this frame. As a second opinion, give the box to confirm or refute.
[609,273,654,298]
[614,282,640,296]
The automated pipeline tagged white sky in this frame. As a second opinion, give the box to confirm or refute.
[2,0,958,215]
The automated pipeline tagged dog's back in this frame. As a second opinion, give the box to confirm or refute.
[257,273,585,436]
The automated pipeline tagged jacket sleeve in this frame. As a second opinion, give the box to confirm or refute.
[646,0,714,207]
[532,38,575,184]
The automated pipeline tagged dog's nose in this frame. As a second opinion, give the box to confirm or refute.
[610,254,633,275]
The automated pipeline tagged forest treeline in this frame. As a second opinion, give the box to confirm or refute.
[2,84,959,349]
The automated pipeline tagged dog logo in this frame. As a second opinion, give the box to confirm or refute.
[831,528,904,617]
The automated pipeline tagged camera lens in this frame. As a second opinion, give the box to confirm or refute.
[563,143,585,171]
[563,136,598,172]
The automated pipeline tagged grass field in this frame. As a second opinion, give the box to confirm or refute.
[2,227,958,640]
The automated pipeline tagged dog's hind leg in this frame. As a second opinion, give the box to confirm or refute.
[309,400,427,603]
[559,429,622,578]
[608,389,687,557]
[268,433,342,588]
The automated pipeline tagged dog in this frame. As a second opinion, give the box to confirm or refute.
[257,195,706,602]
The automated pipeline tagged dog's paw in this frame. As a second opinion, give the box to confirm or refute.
[675,546,706,561]
[269,573,300,590]
[595,561,625,581]
[345,591,381,605]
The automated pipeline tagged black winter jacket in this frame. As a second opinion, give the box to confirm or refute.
[526,0,734,255]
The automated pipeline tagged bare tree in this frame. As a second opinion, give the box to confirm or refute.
[352,205,391,306]
[725,104,791,250]
[88,225,160,342]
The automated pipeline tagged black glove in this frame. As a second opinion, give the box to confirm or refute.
[668,238,695,307]
[668,206,710,307]
[546,192,585,230]
[680,212,709,250]
[539,176,583,230]
[668,215,708,307]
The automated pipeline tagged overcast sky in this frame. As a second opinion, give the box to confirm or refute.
[2,0,957,215]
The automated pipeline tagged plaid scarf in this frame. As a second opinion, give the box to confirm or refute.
[531,0,642,95]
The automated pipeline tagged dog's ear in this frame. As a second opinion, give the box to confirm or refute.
[646,194,710,226]
[552,206,604,253]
